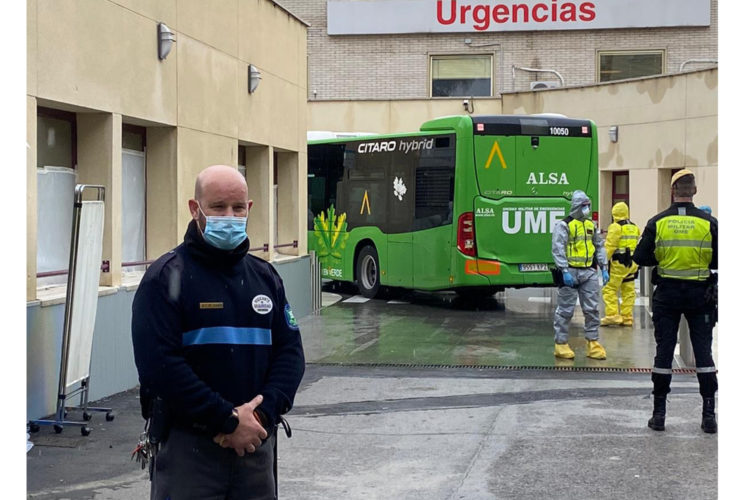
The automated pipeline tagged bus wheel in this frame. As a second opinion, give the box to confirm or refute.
[356,246,380,298]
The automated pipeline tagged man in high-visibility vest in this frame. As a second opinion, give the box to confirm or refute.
[551,190,609,360]
[633,169,718,433]
[601,202,640,326]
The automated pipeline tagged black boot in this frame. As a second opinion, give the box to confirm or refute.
[648,396,666,431]
[701,397,717,434]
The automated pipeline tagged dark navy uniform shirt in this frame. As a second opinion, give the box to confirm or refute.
[132,220,305,435]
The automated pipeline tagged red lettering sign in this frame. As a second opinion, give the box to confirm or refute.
[437,0,597,31]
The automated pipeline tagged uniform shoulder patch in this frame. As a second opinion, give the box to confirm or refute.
[284,303,299,330]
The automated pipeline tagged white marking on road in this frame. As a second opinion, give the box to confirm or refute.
[343,295,370,303]
[350,338,378,354]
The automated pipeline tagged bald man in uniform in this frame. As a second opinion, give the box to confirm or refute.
[132,165,305,499]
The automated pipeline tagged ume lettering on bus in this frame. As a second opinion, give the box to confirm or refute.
[502,209,566,234]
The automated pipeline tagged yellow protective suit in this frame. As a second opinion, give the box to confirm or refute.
[602,202,640,326]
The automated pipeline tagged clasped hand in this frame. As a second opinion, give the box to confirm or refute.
[213,394,268,456]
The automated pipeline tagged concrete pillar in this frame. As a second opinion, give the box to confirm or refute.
[246,145,273,260]
[27,97,38,301]
[628,168,660,230]
[276,151,300,256]
[146,127,179,258]
[76,112,122,287]
[297,151,308,254]
[599,171,613,232]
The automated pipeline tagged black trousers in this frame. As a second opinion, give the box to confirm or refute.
[151,427,276,500]
[651,281,718,398]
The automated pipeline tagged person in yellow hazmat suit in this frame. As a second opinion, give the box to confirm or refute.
[601,202,640,326]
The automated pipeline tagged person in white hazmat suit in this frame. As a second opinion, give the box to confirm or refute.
[551,190,609,360]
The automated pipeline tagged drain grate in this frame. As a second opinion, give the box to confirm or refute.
[309,362,698,375]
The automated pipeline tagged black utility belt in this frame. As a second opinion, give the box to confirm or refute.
[656,278,709,288]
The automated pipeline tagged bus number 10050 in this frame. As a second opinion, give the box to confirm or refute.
[549,127,569,136]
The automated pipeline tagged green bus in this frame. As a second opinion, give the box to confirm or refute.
[307,114,598,298]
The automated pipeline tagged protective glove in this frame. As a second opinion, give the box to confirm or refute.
[602,269,610,286]
[562,271,575,287]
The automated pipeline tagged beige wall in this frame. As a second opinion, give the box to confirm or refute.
[308,98,503,135]
[27,0,308,301]
[307,69,718,231]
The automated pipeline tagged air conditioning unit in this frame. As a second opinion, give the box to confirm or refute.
[530,81,561,90]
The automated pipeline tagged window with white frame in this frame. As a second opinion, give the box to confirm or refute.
[598,50,665,82]
[430,54,493,97]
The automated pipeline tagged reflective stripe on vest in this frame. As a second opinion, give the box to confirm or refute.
[654,214,712,281]
[566,218,596,268]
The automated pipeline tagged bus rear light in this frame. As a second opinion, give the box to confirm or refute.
[457,212,476,256]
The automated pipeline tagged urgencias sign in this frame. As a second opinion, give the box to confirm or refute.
[327,0,710,35]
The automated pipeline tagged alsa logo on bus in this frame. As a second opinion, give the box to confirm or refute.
[500,208,566,234]
[526,172,569,185]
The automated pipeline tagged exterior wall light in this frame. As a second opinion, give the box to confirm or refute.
[157,23,176,60]
[608,125,618,143]
[248,65,262,93]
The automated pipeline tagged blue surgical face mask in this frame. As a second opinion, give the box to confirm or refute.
[199,205,248,250]
[581,206,591,218]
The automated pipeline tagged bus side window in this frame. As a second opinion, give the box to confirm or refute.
[308,143,345,230]
[414,135,456,231]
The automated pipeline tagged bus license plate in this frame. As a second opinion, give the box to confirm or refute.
[519,264,548,272]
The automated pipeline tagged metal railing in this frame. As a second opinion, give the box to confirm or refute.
[37,260,153,278]
[310,250,322,314]
[249,241,299,253]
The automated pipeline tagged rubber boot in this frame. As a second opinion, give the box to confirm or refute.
[701,397,717,434]
[621,316,633,326]
[600,315,623,326]
[648,396,666,431]
[554,343,575,359]
[586,340,607,360]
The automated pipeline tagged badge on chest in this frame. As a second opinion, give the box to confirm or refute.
[252,294,273,314]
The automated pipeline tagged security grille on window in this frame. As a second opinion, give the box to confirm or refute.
[431,55,492,97]
[598,50,665,82]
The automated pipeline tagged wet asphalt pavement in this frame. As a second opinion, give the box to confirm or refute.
[27,284,719,499]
